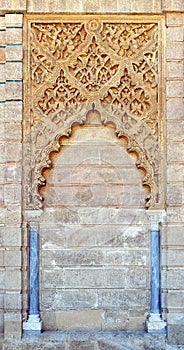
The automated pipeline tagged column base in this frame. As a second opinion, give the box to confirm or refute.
[23,314,42,334]
[146,313,167,333]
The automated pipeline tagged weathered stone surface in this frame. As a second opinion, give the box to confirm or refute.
[98,289,149,307]
[41,290,97,309]
[167,269,184,289]
[55,310,103,330]
[63,268,148,288]
[166,98,184,119]
[42,269,63,289]
[167,183,183,205]
[42,249,147,267]
[166,42,183,60]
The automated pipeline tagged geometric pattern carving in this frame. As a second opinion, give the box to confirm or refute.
[24,15,164,210]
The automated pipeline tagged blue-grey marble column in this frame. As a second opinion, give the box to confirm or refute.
[23,223,42,333]
[29,228,39,316]
[146,210,166,333]
[150,229,161,315]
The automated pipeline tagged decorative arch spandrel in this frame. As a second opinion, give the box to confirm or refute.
[23,15,165,211]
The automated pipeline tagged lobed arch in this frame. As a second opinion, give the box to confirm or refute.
[29,102,158,210]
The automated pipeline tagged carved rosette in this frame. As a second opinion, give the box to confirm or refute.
[24,16,164,210]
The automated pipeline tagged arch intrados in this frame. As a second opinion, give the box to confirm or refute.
[38,108,152,208]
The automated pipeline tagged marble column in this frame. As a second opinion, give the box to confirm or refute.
[146,210,166,333]
[23,222,42,333]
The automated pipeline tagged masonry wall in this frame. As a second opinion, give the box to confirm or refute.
[0,0,183,345]
[39,119,149,331]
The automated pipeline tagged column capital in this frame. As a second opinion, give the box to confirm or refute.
[146,210,166,230]
[23,209,43,224]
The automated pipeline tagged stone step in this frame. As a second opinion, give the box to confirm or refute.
[1,331,184,350]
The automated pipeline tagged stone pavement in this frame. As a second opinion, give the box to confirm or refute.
[0,331,184,350]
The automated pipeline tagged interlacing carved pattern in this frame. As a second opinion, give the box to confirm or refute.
[102,23,156,58]
[31,23,87,60]
[68,37,119,92]
[37,69,87,116]
[25,17,163,210]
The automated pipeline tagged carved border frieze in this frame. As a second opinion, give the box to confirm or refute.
[23,15,165,210]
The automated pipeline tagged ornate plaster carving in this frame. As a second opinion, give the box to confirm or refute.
[24,16,164,210]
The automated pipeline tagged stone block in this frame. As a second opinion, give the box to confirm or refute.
[166,27,184,42]
[5,62,22,81]
[69,341,94,350]
[102,309,129,331]
[55,310,102,330]
[167,164,184,182]
[100,0,118,12]
[4,163,22,183]
[166,42,183,60]
[166,97,183,119]
[167,225,184,245]
[167,121,184,140]
[41,311,56,330]
[41,224,148,249]
[166,61,183,79]
[118,0,131,12]
[42,268,63,288]
[167,207,184,223]
[5,206,21,226]
[66,0,82,12]
[166,14,184,26]
[5,269,21,290]
[41,290,97,309]
[5,122,22,141]
[98,289,149,307]
[83,0,100,12]
[5,14,23,27]
[4,184,22,205]
[167,324,184,345]
[6,28,22,45]
[5,101,22,122]
[6,45,23,61]
[132,0,161,12]
[167,249,184,266]
[167,269,184,289]
[168,291,184,308]
[28,0,67,12]
[4,293,22,310]
[166,80,183,98]
[6,142,22,162]
[4,311,22,338]
[167,183,183,205]
[64,268,147,288]
[162,0,184,10]
[4,250,21,267]
[167,142,184,162]
[5,81,22,100]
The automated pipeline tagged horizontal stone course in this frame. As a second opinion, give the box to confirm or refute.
[42,249,147,267]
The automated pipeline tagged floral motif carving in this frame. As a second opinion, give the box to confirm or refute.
[37,69,87,116]
[31,23,87,60]
[24,16,164,210]
[68,37,119,92]
[101,23,157,58]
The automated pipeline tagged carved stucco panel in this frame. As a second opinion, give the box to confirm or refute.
[23,15,165,210]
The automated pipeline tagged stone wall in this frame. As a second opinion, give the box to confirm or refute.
[0,0,183,347]
[39,119,149,331]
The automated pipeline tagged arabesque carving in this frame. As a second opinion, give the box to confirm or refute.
[24,16,164,210]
